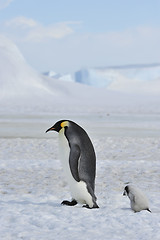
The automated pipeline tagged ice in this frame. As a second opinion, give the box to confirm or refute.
[46,64,160,94]
[74,65,160,94]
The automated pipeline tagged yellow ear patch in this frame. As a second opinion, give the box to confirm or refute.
[61,121,69,128]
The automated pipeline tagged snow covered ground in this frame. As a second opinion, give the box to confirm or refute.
[0,113,160,240]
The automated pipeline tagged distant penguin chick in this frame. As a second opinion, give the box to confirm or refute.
[123,185,151,213]
[46,120,99,209]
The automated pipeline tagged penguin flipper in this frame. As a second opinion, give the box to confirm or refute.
[133,195,136,203]
[69,144,80,182]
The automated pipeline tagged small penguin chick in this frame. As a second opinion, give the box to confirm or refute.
[123,185,151,213]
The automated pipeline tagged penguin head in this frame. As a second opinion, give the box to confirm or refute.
[46,120,69,133]
[123,185,129,196]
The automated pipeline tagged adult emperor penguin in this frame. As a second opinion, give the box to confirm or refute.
[46,120,99,209]
[123,185,151,213]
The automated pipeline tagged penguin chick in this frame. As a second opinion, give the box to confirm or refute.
[46,120,99,209]
[123,185,151,213]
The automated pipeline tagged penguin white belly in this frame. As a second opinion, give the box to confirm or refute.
[59,129,93,208]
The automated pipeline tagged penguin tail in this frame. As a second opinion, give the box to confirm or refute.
[147,208,152,213]
[93,203,99,208]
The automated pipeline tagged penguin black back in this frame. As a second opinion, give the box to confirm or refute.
[64,120,96,190]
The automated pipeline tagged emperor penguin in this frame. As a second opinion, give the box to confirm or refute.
[46,120,99,209]
[123,185,151,213]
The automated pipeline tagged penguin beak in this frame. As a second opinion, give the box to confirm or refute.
[46,126,55,133]
[123,191,126,196]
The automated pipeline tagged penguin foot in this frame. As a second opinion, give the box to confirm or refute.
[61,199,77,206]
[83,204,90,209]
[83,204,99,209]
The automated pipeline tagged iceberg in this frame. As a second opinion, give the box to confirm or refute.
[74,65,160,94]
[1,34,160,115]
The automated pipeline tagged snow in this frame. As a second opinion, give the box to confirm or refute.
[0,35,160,239]
[0,125,160,239]
[0,35,51,99]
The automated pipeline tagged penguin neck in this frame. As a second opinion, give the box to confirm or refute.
[58,128,73,183]
[58,128,69,162]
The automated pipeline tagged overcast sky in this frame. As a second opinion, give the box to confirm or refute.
[0,0,160,73]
